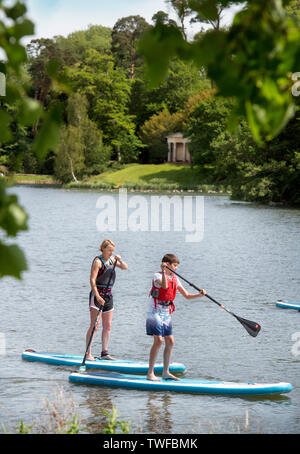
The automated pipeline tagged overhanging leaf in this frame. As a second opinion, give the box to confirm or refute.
[32,104,64,163]
[0,242,27,280]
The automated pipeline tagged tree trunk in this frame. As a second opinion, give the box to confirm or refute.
[69,156,78,182]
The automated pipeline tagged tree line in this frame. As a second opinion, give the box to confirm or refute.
[1,0,300,282]
[1,2,300,204]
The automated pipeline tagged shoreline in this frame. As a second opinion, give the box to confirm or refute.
[6,173,229,195]
[5,175,299,207]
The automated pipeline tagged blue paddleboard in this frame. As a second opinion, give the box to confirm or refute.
[22,350,186,374]
[69,371,292,396]
[276,300,300,311]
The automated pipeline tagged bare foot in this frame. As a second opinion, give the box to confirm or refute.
[86,355,96,361]
[147,373,161,382]
[162,373,180,381]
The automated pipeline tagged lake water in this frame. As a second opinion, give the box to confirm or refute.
[0,186,300,434]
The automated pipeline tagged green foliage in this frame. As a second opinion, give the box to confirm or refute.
[185,92,234,164]
[140,109,184,163]
[56,25,112,63]
[130,59,208,134]
[54,125,85,183]
[16,420,33,434]
[0,1,35,279]
[68,50,142,163]
[54,93,111,183]
[101,406,131,434]
[0,178,28,279]
[111,15,150,79]
[0,0,72,280]
[165,0,194,39]
[211,114,300,204]
[139,22,190,88]
[286,0,300,23]
[139,0,300,144]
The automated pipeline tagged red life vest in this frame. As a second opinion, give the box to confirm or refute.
[150,272,177,314]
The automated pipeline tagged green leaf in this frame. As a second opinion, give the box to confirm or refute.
[12,19,35,40]
[46,59,61,78]
[188,0,219,21]
[0,110,12,144]
[17,98,43,126]
[0,202,28,237]
[4,43,27,68]
[32,104,64,162]
[4,2,27,20]
[139,24,187,88]
[0,242,27,280]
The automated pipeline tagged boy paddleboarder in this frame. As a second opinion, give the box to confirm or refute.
[146,254,206,381]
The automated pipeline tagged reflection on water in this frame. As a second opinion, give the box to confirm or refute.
[145,393,173,434]
[0,187,299,434]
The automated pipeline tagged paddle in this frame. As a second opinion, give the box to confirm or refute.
[165,265,261,338]
[79,256,118,373]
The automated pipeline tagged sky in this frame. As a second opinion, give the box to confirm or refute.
[24,0,241,42]
[25,0,178,39]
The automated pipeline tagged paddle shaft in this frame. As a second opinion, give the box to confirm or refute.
[165,265,223,308]
[81,257,118,368]
[165,265,261,337]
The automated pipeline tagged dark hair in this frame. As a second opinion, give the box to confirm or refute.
[162,254,180,265]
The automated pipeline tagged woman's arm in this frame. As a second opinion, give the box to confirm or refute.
[114,255,128,270]
[90,259,105,305]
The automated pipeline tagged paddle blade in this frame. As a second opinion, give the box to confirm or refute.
[234,315,261,337]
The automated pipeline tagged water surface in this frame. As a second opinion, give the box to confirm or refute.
[0,186,299,434]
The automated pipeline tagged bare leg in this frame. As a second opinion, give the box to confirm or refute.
[147,335,162,381]
[86,308,102,361]
[163,335,179,380]
[101,310,114,358]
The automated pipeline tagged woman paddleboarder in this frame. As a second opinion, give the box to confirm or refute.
[146,254,206,381]
[86,239,128,361]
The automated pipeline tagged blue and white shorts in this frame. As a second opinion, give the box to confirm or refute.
[146,305,173,337]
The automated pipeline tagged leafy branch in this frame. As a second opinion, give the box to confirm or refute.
[0,0,65,279]
[139,0,300,144]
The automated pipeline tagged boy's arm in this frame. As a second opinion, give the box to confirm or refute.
[178,285,206,300]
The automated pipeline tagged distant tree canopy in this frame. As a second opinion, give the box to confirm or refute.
[111,15,150,79]
[1,0,300,284]
[139,0,300,144]
[0,0,299,282]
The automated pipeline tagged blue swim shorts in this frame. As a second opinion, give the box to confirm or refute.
[146,309,173,337]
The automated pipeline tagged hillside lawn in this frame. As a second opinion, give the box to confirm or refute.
[68,163,226,193]
[7,164,228,193]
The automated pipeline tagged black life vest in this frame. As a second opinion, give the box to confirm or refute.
[94,256,116,291]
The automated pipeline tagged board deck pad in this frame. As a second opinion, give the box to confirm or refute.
[22,350,186,374]
[69,371,293,396]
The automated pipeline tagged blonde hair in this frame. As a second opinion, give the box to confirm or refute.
[100,239,115,252]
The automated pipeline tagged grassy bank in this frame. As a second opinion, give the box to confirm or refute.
[6,164,229,194]
[7,174,60,185]
[66,163,227,193]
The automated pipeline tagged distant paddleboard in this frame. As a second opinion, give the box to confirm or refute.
[22,350,186,374]
[276,300,300,311]
[69,371,292,396]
